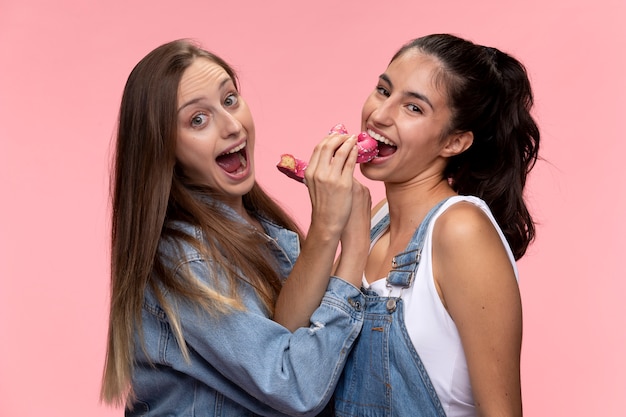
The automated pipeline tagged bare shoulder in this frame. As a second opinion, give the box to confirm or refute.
[433,201,497,246]
[432,200,514,291]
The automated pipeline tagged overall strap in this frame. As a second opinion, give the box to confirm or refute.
[386,198,450,288]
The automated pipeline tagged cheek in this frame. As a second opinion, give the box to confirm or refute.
[175,133,193,164]
[238,108,256,154]
[175,148,196,175]
[175,134,211,172]
[243,112,255,136]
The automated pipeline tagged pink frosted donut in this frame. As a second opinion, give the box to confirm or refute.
[276,154,308,183]
[277,124,379,183]
[356,131,378,163]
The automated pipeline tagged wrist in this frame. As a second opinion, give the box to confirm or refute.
[307,220,342,243]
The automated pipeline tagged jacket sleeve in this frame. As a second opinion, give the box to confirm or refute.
[166,258,365,417]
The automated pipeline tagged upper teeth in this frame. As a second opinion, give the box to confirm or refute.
[368,129,396,146]
[224,142,246,154]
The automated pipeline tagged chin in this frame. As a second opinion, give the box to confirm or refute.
[240,175,256,194]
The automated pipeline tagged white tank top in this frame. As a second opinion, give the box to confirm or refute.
[363,195,518,417]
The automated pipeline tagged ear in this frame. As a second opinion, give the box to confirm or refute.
[441,131,473,157]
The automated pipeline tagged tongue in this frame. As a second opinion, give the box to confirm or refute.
[377,142,397,157]
[216,152,243,173]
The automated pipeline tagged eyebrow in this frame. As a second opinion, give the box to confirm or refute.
[177,77,233,113]
[379,73,434,110]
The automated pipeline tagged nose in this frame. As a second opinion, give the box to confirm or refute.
[218,109,242,139]
[369,97,395,127]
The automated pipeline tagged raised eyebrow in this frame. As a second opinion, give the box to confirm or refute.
[379,73,433,110]
[219,77,235,91]
[177,77,234,113]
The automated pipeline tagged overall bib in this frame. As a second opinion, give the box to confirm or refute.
[335,199,449,417]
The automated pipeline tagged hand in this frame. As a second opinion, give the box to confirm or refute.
[273,133,359,330]
[304,133,358,240]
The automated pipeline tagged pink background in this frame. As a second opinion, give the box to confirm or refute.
[1,0,624,415]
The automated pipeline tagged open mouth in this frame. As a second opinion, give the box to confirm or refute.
[216,141,248,174]
[367,129,397,157]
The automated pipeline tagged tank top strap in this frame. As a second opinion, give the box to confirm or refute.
[370,212,390,242]
[386,197,450,288]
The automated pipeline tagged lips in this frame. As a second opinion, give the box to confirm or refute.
[367,129,397,157]
[216,141,247,173]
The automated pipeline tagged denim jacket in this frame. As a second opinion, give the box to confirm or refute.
[127,200,365,417]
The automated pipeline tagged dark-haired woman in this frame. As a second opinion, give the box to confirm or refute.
[334,34,539,417]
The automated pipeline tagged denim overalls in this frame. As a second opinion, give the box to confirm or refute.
[334,199,449,417]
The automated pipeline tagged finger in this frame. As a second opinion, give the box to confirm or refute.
[306,134,353,183]
[328,135,356,168]
[306,134,343,176]
[333,136,358,181]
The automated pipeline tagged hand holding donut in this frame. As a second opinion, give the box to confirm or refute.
[276,123,378,183]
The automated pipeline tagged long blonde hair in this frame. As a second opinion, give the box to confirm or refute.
[100,39,303,406]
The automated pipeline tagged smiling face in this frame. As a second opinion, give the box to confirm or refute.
[359,49,459,184]
[175,58,255,202]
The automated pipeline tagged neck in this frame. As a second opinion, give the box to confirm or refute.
[384,176,455,238]
[223,196,264,231]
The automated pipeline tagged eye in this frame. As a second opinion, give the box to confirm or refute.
[224,93,239,107]
[376,85,390,97]
[407,104,423,114]
[191,113,208,127]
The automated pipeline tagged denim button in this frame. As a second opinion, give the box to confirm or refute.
[349,298,362,311]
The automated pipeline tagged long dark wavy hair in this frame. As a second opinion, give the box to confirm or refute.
[392,34,540,260]
[100,39,303,406]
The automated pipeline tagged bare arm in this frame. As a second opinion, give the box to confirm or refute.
[333,179,371,287]
[274,134,359,331]
[433,202,523,417]
[332,189,378,281]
